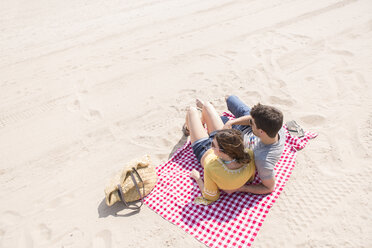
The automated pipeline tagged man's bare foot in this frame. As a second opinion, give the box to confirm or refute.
[195,99,204,110]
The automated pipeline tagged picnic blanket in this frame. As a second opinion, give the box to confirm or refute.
[144,114,317,248]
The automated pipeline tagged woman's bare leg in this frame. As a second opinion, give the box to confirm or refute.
[199,101,224,134]
[186,107,209,144]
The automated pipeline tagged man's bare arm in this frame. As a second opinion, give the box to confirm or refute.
[239,178,275,194]
[224,178,275,195]
[223,115,252,129]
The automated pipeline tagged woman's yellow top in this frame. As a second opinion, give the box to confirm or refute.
[196,149,255,205]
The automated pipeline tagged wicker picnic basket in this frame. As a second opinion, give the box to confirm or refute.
[104,155,157,208]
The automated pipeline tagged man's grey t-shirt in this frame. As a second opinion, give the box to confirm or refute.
[243,128,285,180]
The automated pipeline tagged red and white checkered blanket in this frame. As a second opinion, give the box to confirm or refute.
[144,115,317,248]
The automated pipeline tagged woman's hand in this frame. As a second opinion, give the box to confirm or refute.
[190,169,206,198]
[190,169,201,181]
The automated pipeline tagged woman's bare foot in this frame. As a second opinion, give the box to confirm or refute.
[195,99,204,110]
[182,123,190,136]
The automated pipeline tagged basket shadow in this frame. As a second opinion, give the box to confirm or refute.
[97,198,143,218]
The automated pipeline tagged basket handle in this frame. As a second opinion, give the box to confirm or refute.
[117,167,145,209]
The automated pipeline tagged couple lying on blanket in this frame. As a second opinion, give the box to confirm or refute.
[185,95,285,205]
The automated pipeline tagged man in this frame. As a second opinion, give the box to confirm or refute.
[221,95,285,194]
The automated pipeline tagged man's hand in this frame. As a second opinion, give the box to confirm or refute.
[223,120,233,129]
[223,188,241,194]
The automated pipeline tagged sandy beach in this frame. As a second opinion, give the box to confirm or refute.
[1,0,371,247]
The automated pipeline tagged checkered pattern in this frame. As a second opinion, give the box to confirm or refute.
[144,113,317,248]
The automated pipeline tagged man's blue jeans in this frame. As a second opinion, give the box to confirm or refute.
[221,95,252,134]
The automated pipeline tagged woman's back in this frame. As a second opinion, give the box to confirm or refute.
[200,149,255,203]
[203,149,255,190]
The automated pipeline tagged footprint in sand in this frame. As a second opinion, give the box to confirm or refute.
[199,54,216,59]
[143,57,156,61]
[67,99,81,112]
[83,109,103,121]
[0,211,22,227]
[179,88,197,96]
[189,72,205,79]
[327,48,354,57]
[224,50,237,56]
[16,223,52,246]
[268,95,294,107]
[54,228,86,248]
[92,230,112,248]
[47,192,75,210]
[300,114,326,125]
[34,223,52,241]
[0,211,35,248]
[333,70,368,93]
[18,229,34,248]
[276,79,287,88]
[240,90,262,100]
[82,128,116,149]
[220,54,234,63]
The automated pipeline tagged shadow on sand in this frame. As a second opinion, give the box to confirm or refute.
[97,198,143,218]
[168,134,188,159]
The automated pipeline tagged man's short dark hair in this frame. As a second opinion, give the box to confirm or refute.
[250,103,283,138]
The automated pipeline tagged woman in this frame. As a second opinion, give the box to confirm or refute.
[185,100,256,205]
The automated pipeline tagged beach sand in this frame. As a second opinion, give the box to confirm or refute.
[1,0,371,247]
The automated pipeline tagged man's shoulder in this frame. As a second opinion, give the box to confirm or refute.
[278,127,286,145]
[254,157,275,169]
[255,131,285,168]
